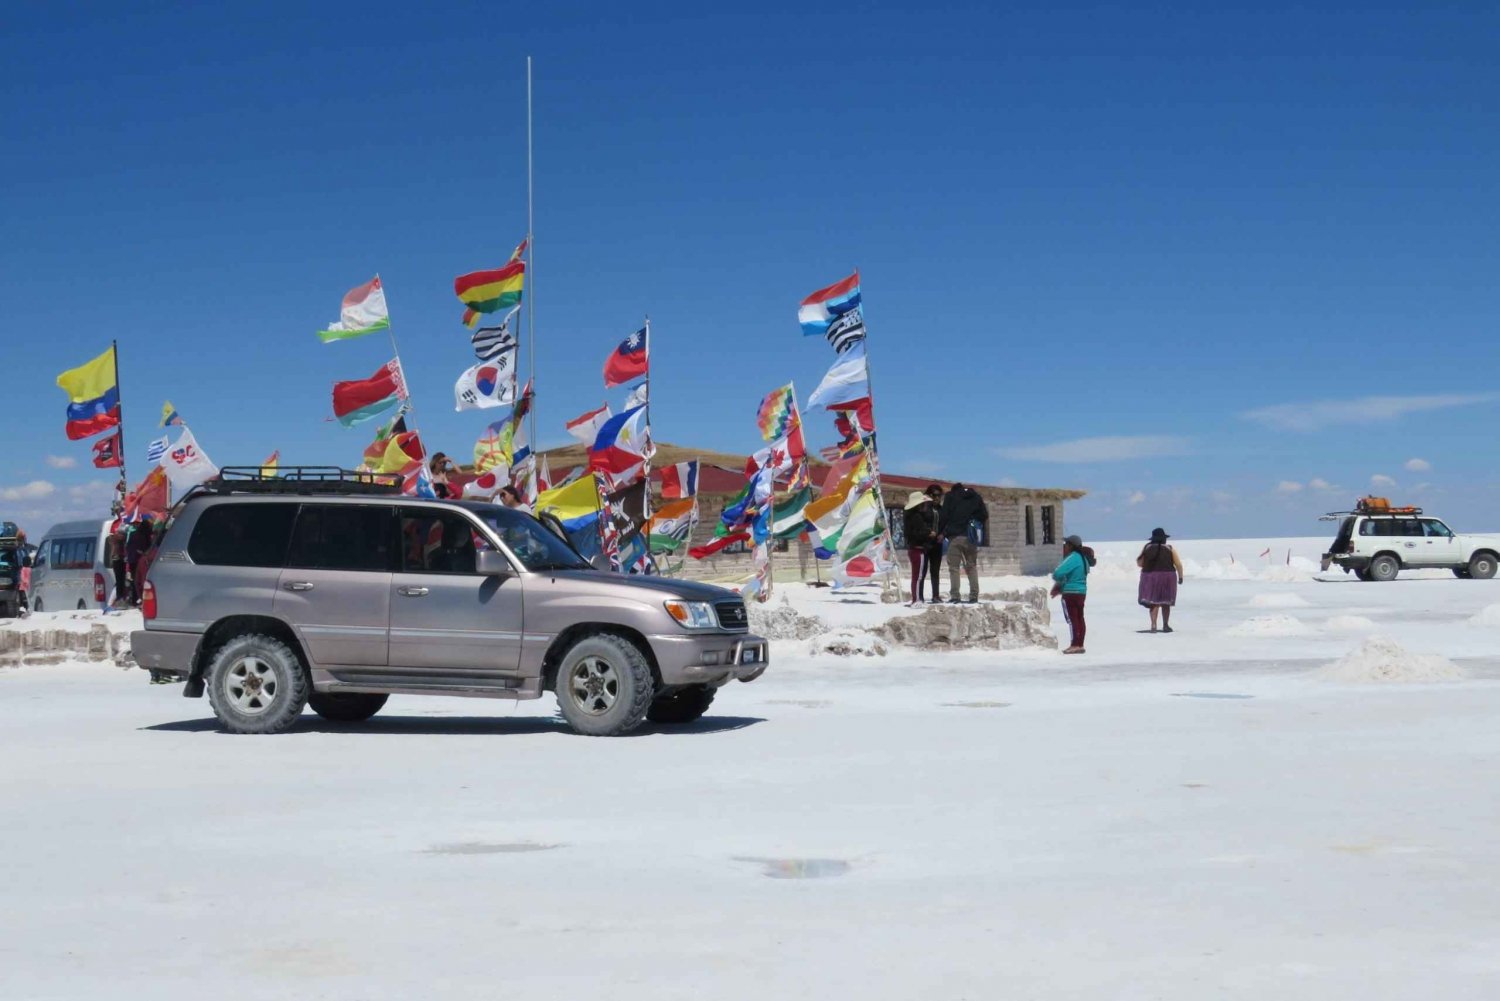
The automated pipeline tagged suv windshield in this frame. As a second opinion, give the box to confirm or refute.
[474,506,592,572]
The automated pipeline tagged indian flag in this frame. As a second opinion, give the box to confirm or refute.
[318,277,390,343]
[646,498,698,554]
[455,260,525,328]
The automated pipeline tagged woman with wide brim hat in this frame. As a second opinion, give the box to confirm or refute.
[1136,527,1184,632]
[902,490,942,606]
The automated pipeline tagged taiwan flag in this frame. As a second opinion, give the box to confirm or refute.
[603,327,649,388]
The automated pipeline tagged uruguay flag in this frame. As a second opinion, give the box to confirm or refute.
[799,270,862,340]
[603,327,649,388]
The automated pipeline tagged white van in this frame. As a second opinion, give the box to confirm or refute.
[30,519,113,612]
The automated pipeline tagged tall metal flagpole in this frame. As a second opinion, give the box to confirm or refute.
[641,315,652,574]
[844,268,898,591]
[375,273,416,438]
[111,339,127,514]
[525,56,538,473]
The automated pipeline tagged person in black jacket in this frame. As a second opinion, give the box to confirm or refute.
[939,482,988,603]
[901,489,943,605]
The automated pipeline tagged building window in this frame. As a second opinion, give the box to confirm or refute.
[1024,506,1035,546]
[1041,505,1056,545]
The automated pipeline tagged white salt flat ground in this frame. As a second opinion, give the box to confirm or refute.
[4,537,1500,999]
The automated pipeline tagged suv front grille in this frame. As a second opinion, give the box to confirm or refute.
[714,600,748,630]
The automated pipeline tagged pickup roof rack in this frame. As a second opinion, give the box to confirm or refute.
[198,466,404,497]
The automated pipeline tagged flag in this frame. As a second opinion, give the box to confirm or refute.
[690,532,749,560]
[318,276,390,342]
[474,419,511,473]
[146,436,169,464]
[358,414,406,471]
[260,450,280,477]
[718,466,772,537]
[740,542,773,602]
[536,474,602,531]
[756,384,799,441]
[56,346,120,440]
[772,486,813,540]
[604,478,649,548]
[121,467,170,525]
[538,456,553,494]
[799,270,866,353]
[375,432,424,474]
[659,460,698,500]
[454,353,518,410]
[511,453,539,505]
[603,327,649,388]
[332,359,407,427]
[805,454,872,553]
[646,497,697,553]
[557,465,586,488]
[463,469,506,499]
[160,427,219,490]
[808,341,870,411]
[624,382,649,410]
[747,429,806,478]
[565,403,613,445]
[588,405,653,483]
[402,465,437,498]
[455,256,525,327]
[471,306,520,360]
[91,431,122,469]
[160,401,183,427]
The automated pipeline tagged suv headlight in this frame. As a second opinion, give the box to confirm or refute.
[664,599,717,629]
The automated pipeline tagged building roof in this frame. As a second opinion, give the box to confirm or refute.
[538,441,1086,502]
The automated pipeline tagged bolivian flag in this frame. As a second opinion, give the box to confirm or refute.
[455,259,525,328]
[56,346,121,440]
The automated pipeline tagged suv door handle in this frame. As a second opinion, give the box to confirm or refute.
[283,581,315,592]
[398,586,430,597]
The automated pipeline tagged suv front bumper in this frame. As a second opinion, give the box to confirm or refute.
[650,631,768,686]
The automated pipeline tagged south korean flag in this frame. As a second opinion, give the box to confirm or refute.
[825,306,866,354]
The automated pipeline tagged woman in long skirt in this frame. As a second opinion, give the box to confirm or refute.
[1137,527,1184,632]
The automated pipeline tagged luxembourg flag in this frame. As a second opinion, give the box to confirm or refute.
[798,270,861,337]
[658,460,698,500]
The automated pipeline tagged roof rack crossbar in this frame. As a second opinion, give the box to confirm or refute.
[201,466,404,497]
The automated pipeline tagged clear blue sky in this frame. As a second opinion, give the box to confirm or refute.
[4,1,1497,541]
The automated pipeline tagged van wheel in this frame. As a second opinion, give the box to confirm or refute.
[1468,552,1498,580]
[205,634,309,734]
[1368,555,1400,582]
[647,685,717,724]
[554,634,654,736]
[308,692,388,723]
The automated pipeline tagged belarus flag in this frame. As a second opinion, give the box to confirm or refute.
[603,327,649,388]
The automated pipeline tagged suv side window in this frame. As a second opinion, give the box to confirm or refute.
[287,505,394,572]
[188,503,297,568]
[1421,519,1453,538]
[399,509,481,575]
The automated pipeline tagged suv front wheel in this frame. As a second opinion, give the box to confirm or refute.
[205,634,310,734]
[554,634,654,736]
[1368,555,1400,582]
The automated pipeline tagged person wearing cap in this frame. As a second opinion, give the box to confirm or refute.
[1051,535,1092,654]
[902,488,943,606]
[1136,527,1184,632]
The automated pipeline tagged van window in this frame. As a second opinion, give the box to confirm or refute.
[188,504,297,568]
[1421,519,1453,538]
[287,505,393,572]
[50,537,96,570]
[1360,519,1423,537]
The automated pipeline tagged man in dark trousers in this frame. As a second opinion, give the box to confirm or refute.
[939,482,988,603]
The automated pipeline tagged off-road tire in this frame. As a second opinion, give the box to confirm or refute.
[1453,567,1472,579]
[1354,569,1374,582]
[646,685,717,724]
[205,633,309,734]
[308,692,389,723]
[553,633,654,736]
[1368,555,1400,582]
[1468,552,1498,580]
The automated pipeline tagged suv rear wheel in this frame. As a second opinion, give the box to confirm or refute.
[647,685,716,724]
[308,692,388,723]
[554,634,654,736]
[1368,555,1400,582]
[1468,552,1498,580]
[205,634,310,734]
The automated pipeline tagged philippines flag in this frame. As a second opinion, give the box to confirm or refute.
[659,460,698,500]
[603,327,649,388]
[799,271,865,353]
[589,405,653,482]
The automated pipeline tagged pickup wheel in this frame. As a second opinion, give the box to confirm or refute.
[205,633,309,734]
[1368,555,1400,582]
[308,692,388,723]
[647,685,717,724]
[1468,552,1498,580]
[554,634,654,736]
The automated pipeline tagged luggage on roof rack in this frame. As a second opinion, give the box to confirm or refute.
[201,466,403,497]
[1355,496,1421,516]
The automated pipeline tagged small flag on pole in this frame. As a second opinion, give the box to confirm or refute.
[160,401,183,427]
[146,436,169,464]
[471,306,520,361]
[317,276,391,342]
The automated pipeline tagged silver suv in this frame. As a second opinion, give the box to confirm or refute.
[130,471,767,736]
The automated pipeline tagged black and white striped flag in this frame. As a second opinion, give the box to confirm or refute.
[825,306,866,354]
[471,307,520,361]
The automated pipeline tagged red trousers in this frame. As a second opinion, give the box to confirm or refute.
[1062,593,1086,648]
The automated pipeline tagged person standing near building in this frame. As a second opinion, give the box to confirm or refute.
[939,481,988,603]
[902,490,942,606]
[1137,527,1184,632]
[1051,534,1092,654]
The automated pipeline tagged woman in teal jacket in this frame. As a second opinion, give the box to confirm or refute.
[1051,535,1091,654]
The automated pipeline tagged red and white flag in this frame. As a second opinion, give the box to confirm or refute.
[565,403,613,445]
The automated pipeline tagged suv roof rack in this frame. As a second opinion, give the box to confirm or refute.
[1320,508,1424,520]
[200,466,404,497]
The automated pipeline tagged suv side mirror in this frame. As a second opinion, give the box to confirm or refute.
[476,550,514,577]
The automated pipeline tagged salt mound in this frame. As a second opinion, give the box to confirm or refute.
[1317,636,1465,684]
[807,629,888,657]
[1246,592,1311,609]
[1466,604,1500,628]
[747,598,827,641]
[1225,615,1314,638]
[1324,614,1378,633]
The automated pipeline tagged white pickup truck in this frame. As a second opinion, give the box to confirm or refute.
[1322,509,1500,582]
